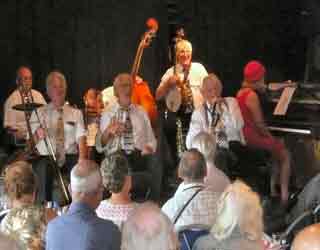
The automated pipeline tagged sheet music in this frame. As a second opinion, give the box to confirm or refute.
[273,86,297,115]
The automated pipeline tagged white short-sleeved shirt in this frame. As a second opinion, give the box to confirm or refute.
[30,103,86,155]
[158,62,208,109]
[4,89,46,136]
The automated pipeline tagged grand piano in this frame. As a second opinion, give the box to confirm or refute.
[263,82,320,187]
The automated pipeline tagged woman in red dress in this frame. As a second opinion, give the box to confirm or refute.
[236,60,290,205]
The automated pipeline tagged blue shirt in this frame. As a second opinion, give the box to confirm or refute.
[46,202,121,250]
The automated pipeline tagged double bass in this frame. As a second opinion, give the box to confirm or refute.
[131,18,159,130]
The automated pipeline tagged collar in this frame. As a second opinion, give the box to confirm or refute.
[68,201,95,215]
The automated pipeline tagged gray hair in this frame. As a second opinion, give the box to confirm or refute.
[113,73,132,97]
[178,149,206,182]
[0,232,21,250]
[45,71,67,95]
[122,202,179,250]
[190,132,216,163]
[70,160,101,194]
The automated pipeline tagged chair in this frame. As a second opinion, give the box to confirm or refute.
[177,224,211,250]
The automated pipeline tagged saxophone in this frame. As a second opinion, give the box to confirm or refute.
[176,118,186,158]
[178,65,194,114]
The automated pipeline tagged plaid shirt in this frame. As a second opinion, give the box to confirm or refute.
[162,182,221,231]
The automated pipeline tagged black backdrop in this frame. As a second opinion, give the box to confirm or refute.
[0,0,308,117]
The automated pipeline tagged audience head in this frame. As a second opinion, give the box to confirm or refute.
[178,149,207,183]
[190,132,216,163]
[201,73,223,104]
[292,223,320,250]
[4,161,37,204]
[46,71,67,106]
[175,39,192,67]
[211,180,263,241]
[122,202,179,250]
[243,60,266,92]
[16,66,32,91]
[0,232,21,250]
[70,160,103,208]
[113,73,133,107]
[100,154,131,194]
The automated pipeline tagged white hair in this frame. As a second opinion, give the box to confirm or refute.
[212,180,263,241]
[122,202,179,250]
[70,160,101,194]
[46,71,67,95]
[0,232,21,250]
[190,132,216,163]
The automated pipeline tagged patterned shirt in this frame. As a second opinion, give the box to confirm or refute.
[1,204,47,250]
[162,182,221,231]
[96,200,138,230]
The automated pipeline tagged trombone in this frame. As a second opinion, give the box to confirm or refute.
[21,87,71,204]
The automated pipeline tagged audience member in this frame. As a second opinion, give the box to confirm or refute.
[190,132,230,192]
[45,160,121,250]
[122,202,179,250]
[1,161,56,250]
[193,180,264,250]
[162,149,220,230]
[0,232,21,250]
[291,223,320,250]
[96,154,138,230]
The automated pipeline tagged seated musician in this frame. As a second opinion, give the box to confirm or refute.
[30,71,87,202]
[96,73,160,201]
[236,60,291,205]
[155,39,208,174]
[3,66,46,151]
[186,73,245,152]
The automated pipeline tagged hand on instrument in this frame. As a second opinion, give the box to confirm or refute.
[104,119,125,138]
[141,144,154,155]
[166,75,180,89]
[35,127,46,140]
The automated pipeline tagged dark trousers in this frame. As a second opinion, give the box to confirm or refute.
[123,151,162,202]
[32,154,78,204]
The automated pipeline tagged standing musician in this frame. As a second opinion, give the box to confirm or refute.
[155,39,208,170]
[3,66,46,151]
[30,71,86,202]
[96,73,161,201]
[236,60,291,205]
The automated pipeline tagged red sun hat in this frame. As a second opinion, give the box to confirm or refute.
[243,60,266,82]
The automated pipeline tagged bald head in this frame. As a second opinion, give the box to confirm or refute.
[16,66,32,90]
[122,202,178,250]
[292,223,320,250]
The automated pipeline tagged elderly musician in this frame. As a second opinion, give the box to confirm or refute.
[156,39,208,177]
[30,71,86,202]
[96,73,160,201]
[4,66,46,151]
[186,73,245,149]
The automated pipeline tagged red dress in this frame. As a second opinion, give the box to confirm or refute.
[236,88,285,160]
